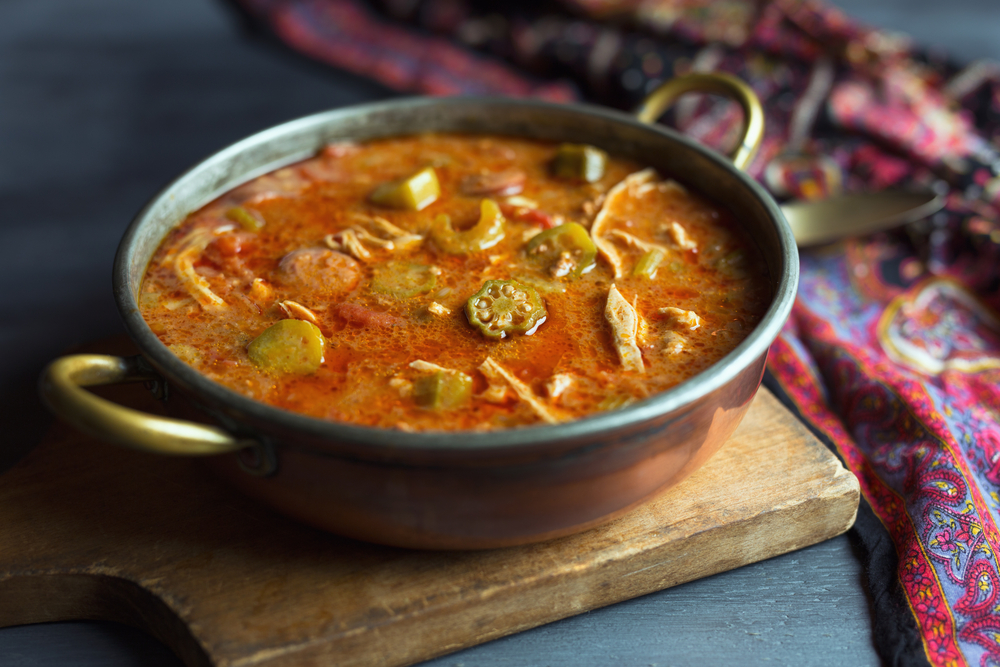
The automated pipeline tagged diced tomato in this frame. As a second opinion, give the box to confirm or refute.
[210,232,257,257]
[461,170,526,197]
[333,303,405,328]
[499,204,557,229]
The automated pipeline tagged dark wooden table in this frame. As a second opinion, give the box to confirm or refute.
[1,0,996,664]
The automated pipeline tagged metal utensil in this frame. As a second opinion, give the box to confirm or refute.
[781,190,945,247]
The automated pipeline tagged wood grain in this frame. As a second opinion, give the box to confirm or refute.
[0,350,859,667]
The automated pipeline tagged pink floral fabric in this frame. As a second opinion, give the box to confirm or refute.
[227,1,1000,663]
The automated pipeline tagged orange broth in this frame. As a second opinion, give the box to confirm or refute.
[139,134,771,431]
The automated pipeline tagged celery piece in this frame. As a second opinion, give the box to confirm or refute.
[632,248,666,279]
[226,206,265,231]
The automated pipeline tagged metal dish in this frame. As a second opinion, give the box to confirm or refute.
[41,74,798,549]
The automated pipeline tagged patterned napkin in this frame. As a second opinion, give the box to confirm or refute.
[225,1,1000,664]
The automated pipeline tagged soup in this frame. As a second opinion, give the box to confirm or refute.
[139,134,770,431]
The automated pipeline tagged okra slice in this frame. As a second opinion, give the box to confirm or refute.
[632,248,666,279]
[431,198,506,254]
[551,143,608,182]
[466,279,546,339]
[413,370,473,410]
[370,166,440,211]
[247,319,325,375]
[371,261,437,298]
[525,222,597,279]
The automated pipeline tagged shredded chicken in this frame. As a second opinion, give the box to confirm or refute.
[657,306,702,330]
[409,360,453,373]
[608,230,669,255]
[353,227,395,249]
[636,182,658,197]
[658,179,687,195]
[545,373,574,400]
[637,307,652,347]
[605,285,644,373]
[521,226,543,243]
[590,168,657,278]
[389,377,413,398]
[662,331,687,355]
[325,215,424,260]
[479,357,564,424]
[666,221,697,250]
[504,195,538,209]
[480,383,510,404]
[278,300,320,325]
[162,297,193,311]
[427,302,451,317]
[368,216,423,250]
[248,278,273,305]
[550,251,576,278]
[329,228,371,261]
[171,227,226,309]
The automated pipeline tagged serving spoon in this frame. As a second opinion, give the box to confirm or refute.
[780,189,945,247]
[634,77,944,249]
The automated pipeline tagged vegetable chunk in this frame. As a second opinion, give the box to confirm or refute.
[431,199,506,254]
[369,166,440,210]
[466,279,547,339]
[248,319,325,375]
[551,143,608,182]
[413,370,473,410]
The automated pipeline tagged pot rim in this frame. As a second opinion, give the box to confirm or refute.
[113,95,798,452]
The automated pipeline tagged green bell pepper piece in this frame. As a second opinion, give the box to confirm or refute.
[431,198,506,254]
[525,222,597,279]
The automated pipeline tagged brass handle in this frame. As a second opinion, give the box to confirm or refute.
[635,72,765,171]
[40,354,247,456]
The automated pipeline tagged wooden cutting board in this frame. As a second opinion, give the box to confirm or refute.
[0,339,859,667]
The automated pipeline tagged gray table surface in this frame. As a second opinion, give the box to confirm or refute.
[2,0,997,665]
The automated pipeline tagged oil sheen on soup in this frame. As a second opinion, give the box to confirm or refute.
[140,134,771,431]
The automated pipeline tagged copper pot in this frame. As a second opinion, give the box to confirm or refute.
[40,74,798,549]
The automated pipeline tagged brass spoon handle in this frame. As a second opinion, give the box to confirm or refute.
[39,354,246,455]
[635,72,765,171]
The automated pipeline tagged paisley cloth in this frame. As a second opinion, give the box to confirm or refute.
[226,1,1000,664]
